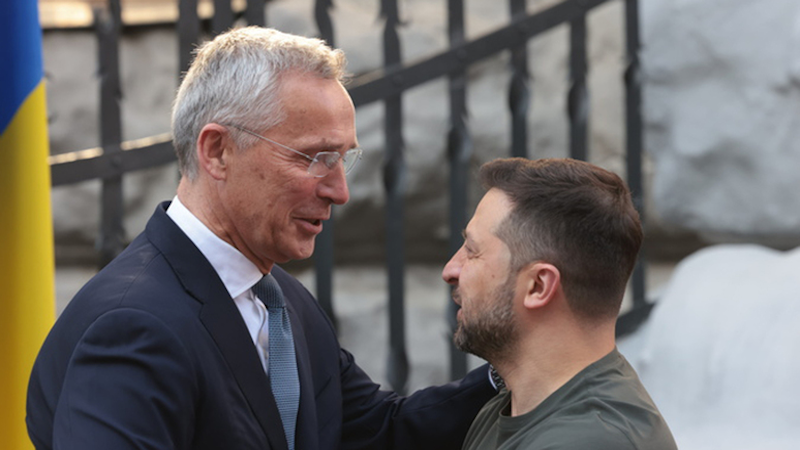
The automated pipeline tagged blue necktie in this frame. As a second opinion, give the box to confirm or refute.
[252,274,300,450]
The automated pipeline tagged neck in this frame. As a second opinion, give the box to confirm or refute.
[177,179,223,241]
[177,179,274,274]
[496,318,616,417]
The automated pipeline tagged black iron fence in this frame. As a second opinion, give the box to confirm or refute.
[49,0,648,394]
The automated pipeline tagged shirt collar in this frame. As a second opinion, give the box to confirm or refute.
[166,196,262,299]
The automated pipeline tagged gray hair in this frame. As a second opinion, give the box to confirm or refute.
[171,26,347,179]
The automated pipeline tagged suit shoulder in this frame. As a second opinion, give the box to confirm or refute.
[68,237,185,313]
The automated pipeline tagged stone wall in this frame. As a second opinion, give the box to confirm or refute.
[47,0,797,264]
[620,244,800,449]
[641,0,800,248]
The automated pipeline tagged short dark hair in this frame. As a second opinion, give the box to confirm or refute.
[480,158,643,320]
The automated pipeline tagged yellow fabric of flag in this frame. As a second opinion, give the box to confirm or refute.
[0,1,56,448]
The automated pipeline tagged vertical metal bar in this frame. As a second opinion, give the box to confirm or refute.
[95,0,125,268]
[315,0,335,46]
[446,0,470,381]
[381,0,409,395]
[509,0,530,158]
[178,0,200,78]
[212,0,234,35]
[568,8,588,161]
[245,0,266,26]
[624,0,646,309]
[177,0,200,191]
[314,0,337,327]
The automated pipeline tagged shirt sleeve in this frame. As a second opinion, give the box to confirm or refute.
[338,348,497,450]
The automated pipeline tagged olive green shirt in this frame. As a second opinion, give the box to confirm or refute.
[463,349,677,450]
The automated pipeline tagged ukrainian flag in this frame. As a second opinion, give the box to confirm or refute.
[0,0,56,448]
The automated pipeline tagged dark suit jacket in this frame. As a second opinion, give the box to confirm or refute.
[27,202,495,450]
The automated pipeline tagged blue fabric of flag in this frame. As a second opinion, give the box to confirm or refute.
[0,0,45,133]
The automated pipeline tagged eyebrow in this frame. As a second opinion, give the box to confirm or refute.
[311,137,360,153]
[461,229,476,247]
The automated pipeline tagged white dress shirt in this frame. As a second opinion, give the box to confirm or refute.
[166,196,270,370]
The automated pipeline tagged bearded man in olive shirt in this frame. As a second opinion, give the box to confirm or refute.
[443,158,677,450]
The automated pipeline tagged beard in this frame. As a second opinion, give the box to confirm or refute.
[453,275,518,363]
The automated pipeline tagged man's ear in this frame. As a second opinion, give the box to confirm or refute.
[196,123,233,180]
[521,262,561,310]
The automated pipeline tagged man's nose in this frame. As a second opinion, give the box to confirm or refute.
[318,163,350,205]
[442,247,464,285]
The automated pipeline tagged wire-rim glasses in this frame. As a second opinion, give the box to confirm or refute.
[226,124,362,178]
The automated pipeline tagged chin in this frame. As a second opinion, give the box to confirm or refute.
[288,243,316,261]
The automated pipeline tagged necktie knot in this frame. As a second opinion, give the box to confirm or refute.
[253,274,285,309]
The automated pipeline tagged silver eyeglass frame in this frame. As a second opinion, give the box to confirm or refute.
[226,124,362,178]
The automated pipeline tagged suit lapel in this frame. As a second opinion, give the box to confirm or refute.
[146,202,289,450]
[198,302,288,450]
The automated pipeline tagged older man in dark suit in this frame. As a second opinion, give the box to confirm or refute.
[26,27,495,450]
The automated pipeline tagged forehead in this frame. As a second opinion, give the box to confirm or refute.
[280,74,353,117]
[467,188,512,240]
[272,73,357,147]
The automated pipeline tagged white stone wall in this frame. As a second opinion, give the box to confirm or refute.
[642,0,800,246]
[48,0,799,262]
[46,0,634,262]
[46,27,179,260]
[620,244,800,449]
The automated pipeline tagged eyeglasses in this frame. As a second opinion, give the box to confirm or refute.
[227,124,362,178]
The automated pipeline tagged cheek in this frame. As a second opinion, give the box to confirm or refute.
[281,176,319,200]
[462,265,487,291]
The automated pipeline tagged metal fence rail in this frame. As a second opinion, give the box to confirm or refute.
[446,0,472,384]
[49,0,647,391]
